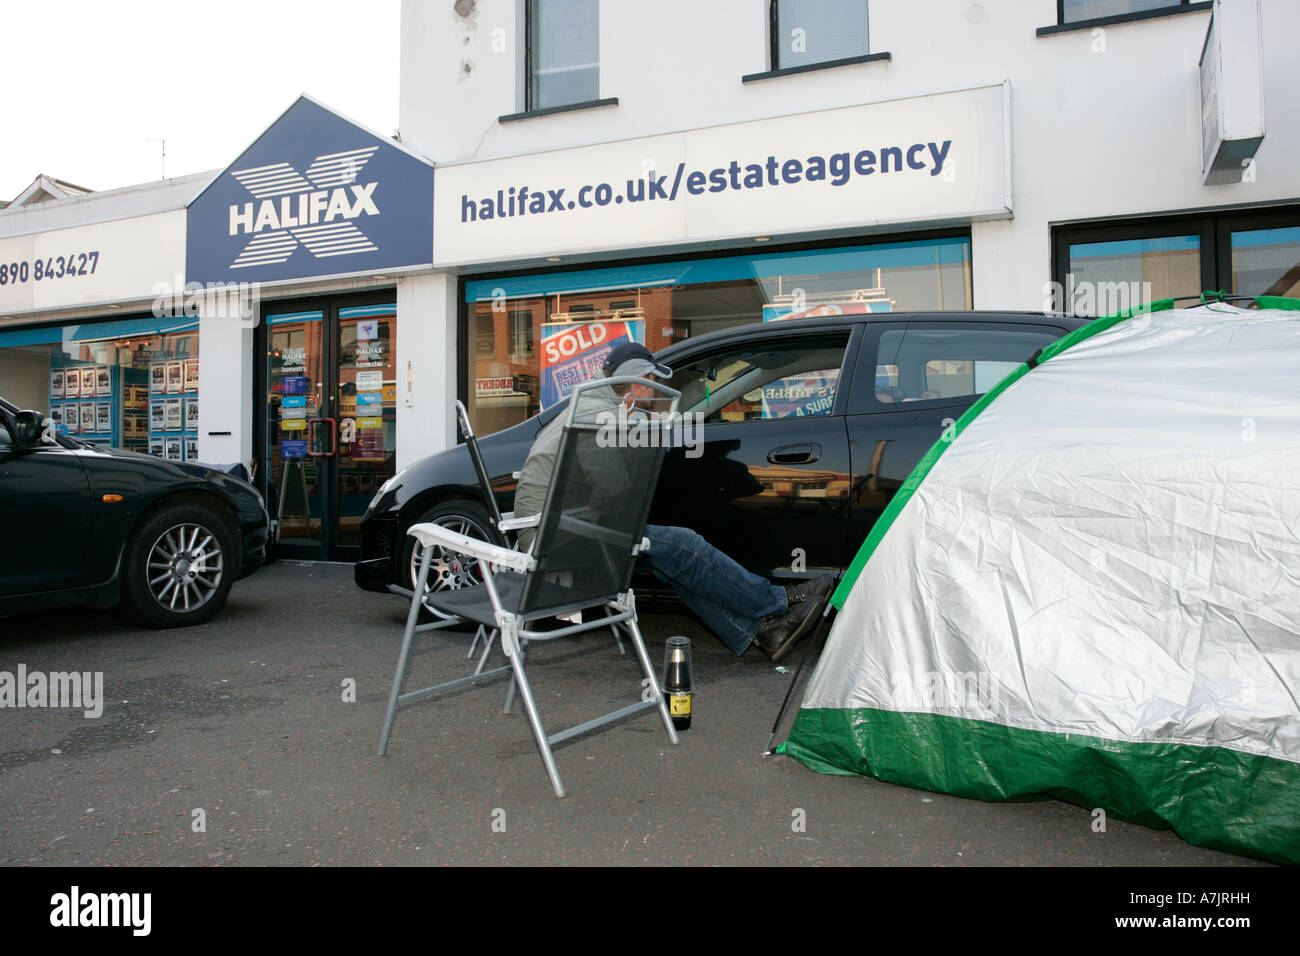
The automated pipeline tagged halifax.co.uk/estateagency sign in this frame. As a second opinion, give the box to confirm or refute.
[433,83,1011,268]
[187,95,433,285]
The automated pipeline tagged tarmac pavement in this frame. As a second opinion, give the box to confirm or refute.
[0,562,1267,866]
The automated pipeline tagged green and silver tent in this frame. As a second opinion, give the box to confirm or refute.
[779,297,1300,864]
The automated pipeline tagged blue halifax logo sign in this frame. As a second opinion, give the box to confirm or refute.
[187,96,433,284]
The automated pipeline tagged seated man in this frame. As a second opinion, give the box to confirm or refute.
[513,342,834,662]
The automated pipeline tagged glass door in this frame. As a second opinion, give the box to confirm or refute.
[265,308,329,557]
[262,298,398,560]
[335,304,398,555]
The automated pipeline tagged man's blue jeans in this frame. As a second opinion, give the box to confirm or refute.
[642,524,787,655]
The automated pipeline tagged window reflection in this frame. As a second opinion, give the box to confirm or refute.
[466,237,972,436]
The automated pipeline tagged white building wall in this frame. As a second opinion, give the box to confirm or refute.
[0,172,213,238]
[197,298,254,468]
[401,0,1300,314]
[395,271,457,469]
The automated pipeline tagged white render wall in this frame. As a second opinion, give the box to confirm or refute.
[197,297,254,469]
[402,0,1300,310]
[395,271,457,469]
[0,172,213,238]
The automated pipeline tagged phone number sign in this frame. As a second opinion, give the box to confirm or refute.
[0,210,186,316]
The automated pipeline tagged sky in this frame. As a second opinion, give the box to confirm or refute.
[0,0,401,201]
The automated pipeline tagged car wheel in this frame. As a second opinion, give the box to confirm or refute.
[120,502,237,628]
[402,499,501,619]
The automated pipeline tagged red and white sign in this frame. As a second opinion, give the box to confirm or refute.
[476,376,520,397]
[539,319,642,408]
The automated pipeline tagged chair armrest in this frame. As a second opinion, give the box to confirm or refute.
[407,522,536,574]
[497,513,540,533]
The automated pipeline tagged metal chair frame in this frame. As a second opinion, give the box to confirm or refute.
[378,377,681,798]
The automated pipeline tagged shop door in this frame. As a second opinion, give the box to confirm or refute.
[263,300,398,561]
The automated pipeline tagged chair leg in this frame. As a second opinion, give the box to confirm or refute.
[503,645,518,714]
[625,613,680,746]
[378,547,435,755]
[502,628,566,798]
[473,628,498,675]
[468,624,486,659]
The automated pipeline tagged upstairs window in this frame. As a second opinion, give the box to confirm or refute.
[773,0,870,71]
[527,0,599,110]
[1060,0,1191,25]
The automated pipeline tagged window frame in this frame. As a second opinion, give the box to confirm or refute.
[745,0,887,83]
[1037,0,1210,36]
[456,228,969,435]
[848,320,1072,415]
[0,406,14,450]
[1051,206,1300,314]
[515,0,608,118]
[668,331,855,423]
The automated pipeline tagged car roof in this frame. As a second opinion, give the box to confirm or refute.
[653,310,1088,363]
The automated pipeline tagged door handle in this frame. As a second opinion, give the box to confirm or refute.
[767,442,821,465]
[308,418,337,458]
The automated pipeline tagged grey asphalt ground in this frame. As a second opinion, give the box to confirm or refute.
[0,562,1268,867]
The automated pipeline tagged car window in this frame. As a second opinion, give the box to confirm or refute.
[875,327,1059,405]
[667,334,850,422]
[0,415,11,451]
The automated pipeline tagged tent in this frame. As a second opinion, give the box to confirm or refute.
[778,296,1300,864]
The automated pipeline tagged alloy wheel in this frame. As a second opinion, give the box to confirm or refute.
[409,514,490,617]
[146,523,225,613]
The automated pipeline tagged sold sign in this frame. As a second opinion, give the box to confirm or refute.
[538,319,641,409]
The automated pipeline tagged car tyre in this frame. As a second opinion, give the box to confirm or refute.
[119,502,237,628]
[402,499,502,620]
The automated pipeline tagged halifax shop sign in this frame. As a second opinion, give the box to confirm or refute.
[187,95,433,285]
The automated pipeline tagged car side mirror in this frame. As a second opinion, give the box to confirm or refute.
[13,410,52,448]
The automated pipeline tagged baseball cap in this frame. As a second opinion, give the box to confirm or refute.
[601,342,672,379]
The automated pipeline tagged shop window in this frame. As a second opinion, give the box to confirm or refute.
[476,314,496,356]
[464,235,972,436]
[773,0,870,71]
[0,316,200,461]
[1053,207,1300,316]
[527,0,599,110]
[1230,226,1300,299]
[1064,235,1202,317]
[1060,0,1192,25]
[509,310,535,360]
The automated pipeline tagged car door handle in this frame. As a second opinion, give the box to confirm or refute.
[767,443,821,465]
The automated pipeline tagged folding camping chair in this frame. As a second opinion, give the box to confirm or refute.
[377,377,682,798]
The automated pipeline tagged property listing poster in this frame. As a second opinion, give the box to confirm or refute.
[538,319,644,410]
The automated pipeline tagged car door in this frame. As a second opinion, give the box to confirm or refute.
[650,326,860,575]
[0,411,94,597]
[844,319,1073,550]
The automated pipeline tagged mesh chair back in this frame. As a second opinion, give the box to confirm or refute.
[517,379,679,617]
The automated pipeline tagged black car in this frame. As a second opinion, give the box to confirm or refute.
[355,311,1086,601]
[0,396,268,627]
